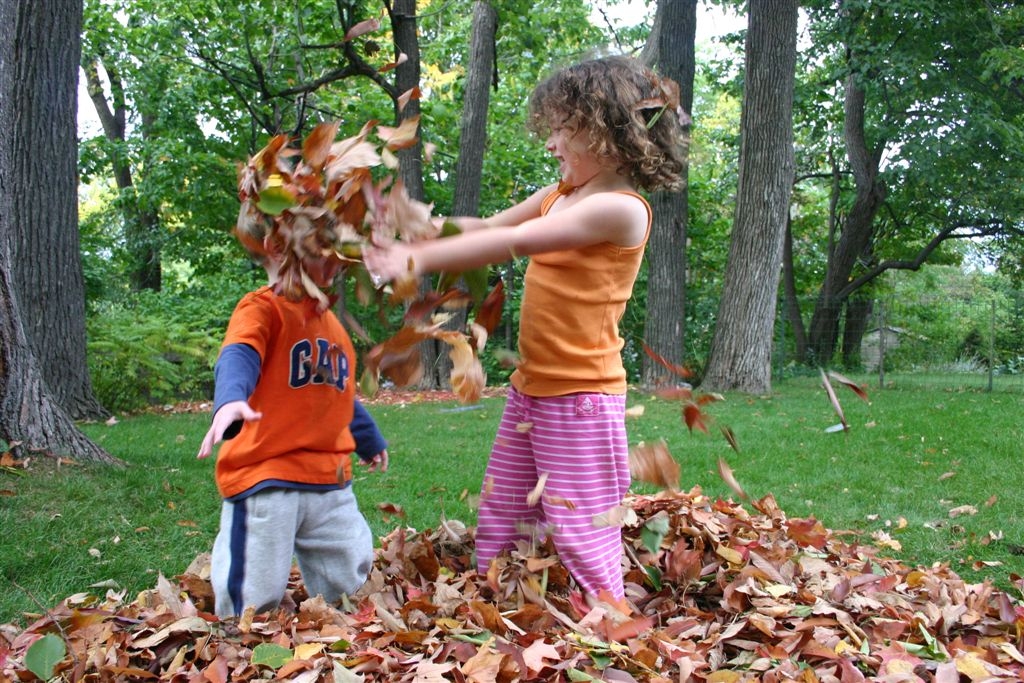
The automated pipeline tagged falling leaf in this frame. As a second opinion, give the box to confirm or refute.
[628,440,679,491]
[827,370,870,402]
[683,402,709,434]
[526,473,548,507]
[472,280,505,334]
[642,343,693,379]
[717,456,748,501]
[720,425,740,453]
[378,502,405,518]
[302,121,340,169]
[624,405,645,418]
[344,17,380,41]
[819,367,848,431]
[640,511,671,553]
[592,505,636,528]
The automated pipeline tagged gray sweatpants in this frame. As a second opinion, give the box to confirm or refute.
[210,487,374,617]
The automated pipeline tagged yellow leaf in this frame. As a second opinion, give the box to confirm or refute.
[955,651,994,681]
[715,544,743,565]
[294,642,324,660]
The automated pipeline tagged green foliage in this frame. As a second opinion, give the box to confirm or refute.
[86,270,259,413]
[864,266,1024,372]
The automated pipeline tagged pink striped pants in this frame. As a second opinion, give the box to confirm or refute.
[475,387,631,600]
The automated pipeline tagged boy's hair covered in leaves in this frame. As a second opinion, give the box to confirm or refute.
[527,55,690,193]
[232,119,435,308]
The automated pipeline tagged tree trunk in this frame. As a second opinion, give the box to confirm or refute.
[806,74,886,364]
[441,2,499,387]
[2,0,109,421]
[841,295,872,369]
[82,58,163,292]
[781,216,808,362]
[639,0,695,389]
[452,2,496,218]
[701,0,798,394]
[0,0,116,463]
[390,0,442,390]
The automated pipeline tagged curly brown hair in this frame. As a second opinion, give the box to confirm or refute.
[527,55,689,193]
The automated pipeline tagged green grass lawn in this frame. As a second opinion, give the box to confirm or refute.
[2,377,1022,627]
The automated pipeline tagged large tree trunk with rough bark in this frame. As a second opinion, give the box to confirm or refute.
[701,0,798,394]
[0,245,117,464]
[0,0,113,462]
[639,0,695,389]
[1,0,109,422]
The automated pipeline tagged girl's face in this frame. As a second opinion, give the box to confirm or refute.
[545,123,604,189]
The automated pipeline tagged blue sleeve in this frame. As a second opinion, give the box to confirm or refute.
[212,343,261,440]
[351,400,388,463]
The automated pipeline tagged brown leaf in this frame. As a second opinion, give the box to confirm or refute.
[683,402,709,434]
[819,367,848,430]
[642,342,692,379]
[827,370,870,403]
[473,280,505,335]
[344,17,380,41]
[716,456,748,500]
[461,638,503,683]
[628,440,680,491]
[526,472,548,507]
[302,121,340,169]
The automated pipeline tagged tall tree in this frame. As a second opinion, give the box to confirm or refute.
[639,0,696,388]
[0,0,114,461]
[451,2,497,219]
[702,0,798,393]
[799,1,1024,366]
[82,0,164,292]
[426,1,499,387]
[2,0,107,421]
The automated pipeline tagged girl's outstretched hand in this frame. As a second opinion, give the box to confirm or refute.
[364,241,415,286]
[197,400,262,459]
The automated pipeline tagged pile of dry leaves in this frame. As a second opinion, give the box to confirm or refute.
[3,489,1024,682]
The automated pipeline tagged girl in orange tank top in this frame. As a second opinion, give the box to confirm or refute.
[366,55,689,605]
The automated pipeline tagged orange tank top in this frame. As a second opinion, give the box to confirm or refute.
[509,190,651,397]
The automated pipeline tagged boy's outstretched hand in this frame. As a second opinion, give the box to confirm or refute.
[361,449,389,473]
[197,400,263,459]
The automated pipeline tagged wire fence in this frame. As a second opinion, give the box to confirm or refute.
[772,291,1024,393]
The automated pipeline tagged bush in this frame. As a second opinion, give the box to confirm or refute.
[86,272,256,413]
[87,304,220,413]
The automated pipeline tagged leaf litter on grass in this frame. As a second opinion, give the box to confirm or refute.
[3,489,1024,682]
